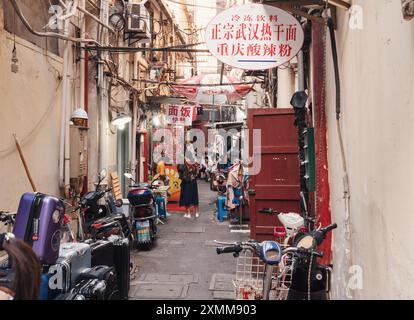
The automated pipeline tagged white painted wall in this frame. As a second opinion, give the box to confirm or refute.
[0,6,63,211]
[325,0,414,299]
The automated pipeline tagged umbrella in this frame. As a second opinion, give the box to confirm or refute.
[173,74,252,105]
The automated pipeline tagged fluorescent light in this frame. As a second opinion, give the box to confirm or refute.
[152,116,161,127]
[328,0,351,10]
[111,113,132,129]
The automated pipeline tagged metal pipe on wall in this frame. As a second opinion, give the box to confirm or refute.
[80,0,86,110]
[131,54,139,182]
[297,50,305,91]
[9,0,100,45]
[59,18,71,190]
[64,26,73,196]
[131,99,138,180]
[98,0,110,174]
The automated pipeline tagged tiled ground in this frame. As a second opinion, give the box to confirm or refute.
[129,181,248,300]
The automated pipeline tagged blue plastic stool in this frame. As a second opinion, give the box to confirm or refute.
[217,195,228,222]
[155,195,167,219]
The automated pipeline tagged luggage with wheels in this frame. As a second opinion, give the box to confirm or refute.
[55,242,92,290]
[54,292,86,300]
[78,265,119,300]
[88,240,115,267]
[108,235,130,300]
[71,279,106,300]
[13,193,65,265]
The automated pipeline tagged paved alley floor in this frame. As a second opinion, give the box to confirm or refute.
[129,181,249,300]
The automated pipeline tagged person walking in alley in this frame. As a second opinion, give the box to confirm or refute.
[178,137,200,219]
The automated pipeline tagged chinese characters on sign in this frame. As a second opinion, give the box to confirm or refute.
[165,105,195,127]
[205,4,304,70]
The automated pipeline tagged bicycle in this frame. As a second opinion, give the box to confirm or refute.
[215,239,283,300]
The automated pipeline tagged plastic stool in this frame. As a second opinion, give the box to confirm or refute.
[155,195,167,219]
[217,195,228,222]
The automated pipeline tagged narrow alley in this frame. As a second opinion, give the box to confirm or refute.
[2,0,414,306]
[129,181,248,300]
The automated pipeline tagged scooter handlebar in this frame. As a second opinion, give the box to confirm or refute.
[295,247,324,258]
[216,245,242,255]
[259,208,279,215]
[321,223,338,235]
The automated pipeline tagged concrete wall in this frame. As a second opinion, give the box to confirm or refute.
[0,2,63,211]
[325,0,414,299]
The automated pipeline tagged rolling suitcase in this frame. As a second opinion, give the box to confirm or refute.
[108,235,130,300]
[56,242,92,291]
[88,240,115,267]
[54,292,86,300]
[13,192,65,265]
[79,265,119,300]
[71,278,106,300]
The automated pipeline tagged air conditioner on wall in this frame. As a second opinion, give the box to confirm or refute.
[126,3,150,37]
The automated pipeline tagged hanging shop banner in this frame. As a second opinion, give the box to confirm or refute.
[205,3,304,70]
[165,104,195,126]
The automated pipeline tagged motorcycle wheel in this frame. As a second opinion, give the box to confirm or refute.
[136,240,153,251]
[135,220,157,251]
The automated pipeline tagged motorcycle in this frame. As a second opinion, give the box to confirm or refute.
[124,173,158,250]
[72,170,131,241]
[286,223,337,300]
[0,211,16,233]
[259,208,337,300]
[216,239,283,300]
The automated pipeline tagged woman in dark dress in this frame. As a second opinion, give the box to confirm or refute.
[178,139,200,219]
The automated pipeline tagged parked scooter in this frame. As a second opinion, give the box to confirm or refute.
[259,208,337,300]
[72,170,131,241]
[0,211,16,233]
[216,239,283,300]
[124,173,158,250]
[286,223,337,300]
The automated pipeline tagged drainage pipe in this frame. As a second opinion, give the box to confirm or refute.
[59,18,71,190]
[9,0,101,45]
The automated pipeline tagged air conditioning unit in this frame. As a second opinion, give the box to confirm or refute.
[126,3,150,35]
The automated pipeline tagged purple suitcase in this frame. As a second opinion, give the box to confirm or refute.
[13,192,65,265]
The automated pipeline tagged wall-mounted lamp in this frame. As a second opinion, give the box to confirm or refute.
[152,115,161,127]
[327,0,351,10]
[111,113,132,130]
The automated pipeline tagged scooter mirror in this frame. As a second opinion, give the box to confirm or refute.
[100,169,107,179]
[124,173,134,180]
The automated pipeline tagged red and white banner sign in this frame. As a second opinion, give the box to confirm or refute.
[205,4,304,70]
[165,105,195,126]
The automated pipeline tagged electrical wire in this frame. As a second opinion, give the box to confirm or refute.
[9,0,101,45]
[165,0,226,10]
[85,42,208,53]
[0,80,63,158]
[140,79,262,87]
